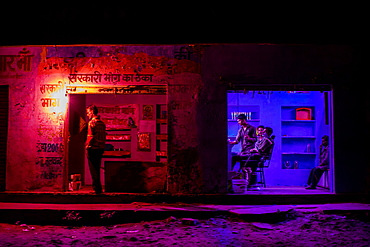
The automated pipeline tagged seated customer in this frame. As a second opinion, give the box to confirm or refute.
[305,135,329,189]
[244,127,274,189]
[256,125,265,138]
[231,127,273,171]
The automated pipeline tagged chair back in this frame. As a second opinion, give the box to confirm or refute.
[259,135,275,168]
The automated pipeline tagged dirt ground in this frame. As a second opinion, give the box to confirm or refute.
[0,212,369,246]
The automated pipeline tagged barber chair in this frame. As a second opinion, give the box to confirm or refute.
[239,135,275,188]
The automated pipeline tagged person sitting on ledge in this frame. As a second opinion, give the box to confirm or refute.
[306,135,329,189]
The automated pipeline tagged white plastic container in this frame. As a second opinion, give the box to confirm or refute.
[232,179,248,193]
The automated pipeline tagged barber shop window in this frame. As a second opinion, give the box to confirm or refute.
[227,88,334,193]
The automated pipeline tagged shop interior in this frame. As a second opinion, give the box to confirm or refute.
[227,90,334,193]
[67,87,167,192]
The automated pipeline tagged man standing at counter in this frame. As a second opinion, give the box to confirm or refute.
[86,105,106,194]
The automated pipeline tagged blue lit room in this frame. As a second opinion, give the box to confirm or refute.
[227,90,333,194]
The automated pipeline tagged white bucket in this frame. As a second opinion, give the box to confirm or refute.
[232,179,248,193]
[69,181,81,191]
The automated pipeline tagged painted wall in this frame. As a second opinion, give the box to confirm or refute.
[0,44,367,194]
[0,45,205,192]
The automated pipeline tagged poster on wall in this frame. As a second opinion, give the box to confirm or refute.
[138,132,151,151]
[143,105,154,120]
[96,104,138,130]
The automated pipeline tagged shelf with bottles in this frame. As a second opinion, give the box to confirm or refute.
[228,119,260,122]
[103,143,132,157]
[282,154,316,169]
[106,133,131,142]
[106,129,132,142]
[156,151,167,157]
[104,128,133,158]
[228,105,260,121]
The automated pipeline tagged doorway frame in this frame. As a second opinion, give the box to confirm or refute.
[63,85,169,192]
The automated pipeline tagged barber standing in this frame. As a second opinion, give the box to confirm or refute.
[229,114,257,170]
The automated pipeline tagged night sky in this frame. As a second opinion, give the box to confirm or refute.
[0,3,361,45]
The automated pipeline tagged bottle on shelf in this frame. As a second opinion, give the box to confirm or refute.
[284,161,291,169]
[306,143,311,153]
[294,160,299,169]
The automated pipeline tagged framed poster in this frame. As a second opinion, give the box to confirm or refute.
[137,132,151,151]
[143,105,154,120]
[96,104,138,130]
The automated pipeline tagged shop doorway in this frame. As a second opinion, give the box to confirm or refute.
[227,87,334,194]
[66,86,168,193]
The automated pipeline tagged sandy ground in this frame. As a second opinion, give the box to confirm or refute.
[0,212,369,246]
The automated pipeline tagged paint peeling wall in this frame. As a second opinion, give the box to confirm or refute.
[1,47,42,190]
[0,45,208,193]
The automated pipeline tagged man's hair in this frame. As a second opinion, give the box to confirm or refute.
[87,105,98,115]
[265,127,273,136]
[257,125,265,129]
[237,114,247,120]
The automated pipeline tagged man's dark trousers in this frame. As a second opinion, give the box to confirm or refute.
[87,149,104,193]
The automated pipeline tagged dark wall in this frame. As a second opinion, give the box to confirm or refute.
[201,44,368,194]
[332,86,369,193]
[197,74,228,193]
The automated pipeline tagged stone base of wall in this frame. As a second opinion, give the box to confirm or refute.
[104,161,166,193]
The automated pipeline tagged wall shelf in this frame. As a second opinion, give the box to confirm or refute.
[156,119,167,124]
[156,104,168,161]
[103,150,131,157]
[281,120,315,122]
[228,119,260,122]
[106,129,132,131]
[281,106,316,170]
[282,136,316,139]
[282,152,316,155]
